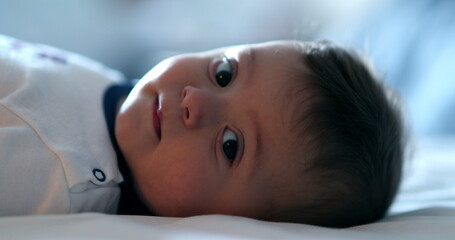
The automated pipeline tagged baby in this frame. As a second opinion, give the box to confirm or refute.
[0,35,404,228]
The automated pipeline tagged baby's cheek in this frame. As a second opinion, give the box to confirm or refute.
[160,153,218,214]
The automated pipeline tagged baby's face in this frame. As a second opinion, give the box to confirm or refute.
[115,41,304,218]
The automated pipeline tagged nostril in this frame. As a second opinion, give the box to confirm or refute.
[185,107,190,120]
[181,87,188,100]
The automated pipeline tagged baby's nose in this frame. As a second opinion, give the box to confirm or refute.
[180,86,218,129]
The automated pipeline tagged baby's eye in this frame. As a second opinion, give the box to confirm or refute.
[215,57,233,88]
[222,128,238,163]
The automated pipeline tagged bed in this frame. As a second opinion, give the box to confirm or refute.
[1,137,454,240]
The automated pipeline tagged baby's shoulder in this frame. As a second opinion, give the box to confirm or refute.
[0,34,125,97]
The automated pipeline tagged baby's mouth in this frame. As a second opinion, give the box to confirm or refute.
[153,96,162,139]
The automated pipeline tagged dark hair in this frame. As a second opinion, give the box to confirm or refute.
[266,41,404,228]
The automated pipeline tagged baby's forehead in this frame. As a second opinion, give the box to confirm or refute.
[200,40,304,58]
[238,40,304,50]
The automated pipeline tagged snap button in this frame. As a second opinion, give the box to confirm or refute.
[92,169,106,182]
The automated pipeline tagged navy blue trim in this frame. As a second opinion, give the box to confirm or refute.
[103,82,155,215]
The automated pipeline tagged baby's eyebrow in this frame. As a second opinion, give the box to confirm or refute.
[245,48,256,74]
[225,46,256,76]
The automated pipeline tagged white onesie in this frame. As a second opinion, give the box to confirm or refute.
[0,35,124,216]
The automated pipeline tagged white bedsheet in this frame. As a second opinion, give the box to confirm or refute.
[1,137,455,240]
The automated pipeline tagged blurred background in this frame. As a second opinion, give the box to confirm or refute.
[0,0,454,139]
